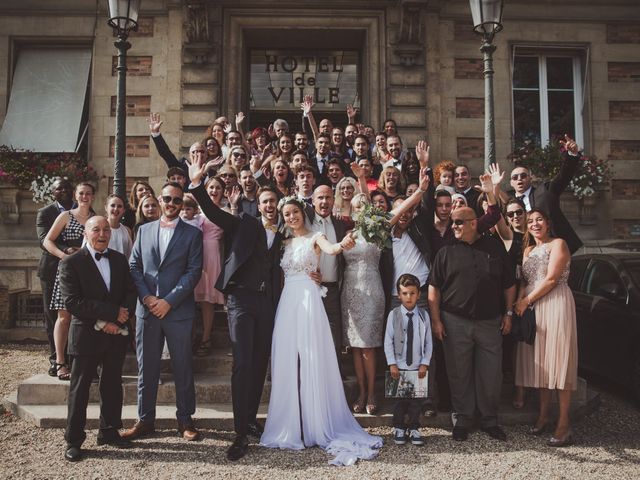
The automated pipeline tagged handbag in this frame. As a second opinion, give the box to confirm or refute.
[510,307,536,345]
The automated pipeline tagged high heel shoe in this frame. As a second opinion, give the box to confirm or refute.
[352,395,366,414]
[528,422,549,436]
[548,430,574,447]
[366,395,379,415]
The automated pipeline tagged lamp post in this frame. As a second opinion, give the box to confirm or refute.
[108,0,141,202]
[469,0,504,170]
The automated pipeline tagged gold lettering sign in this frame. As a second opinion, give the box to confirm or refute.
[250,50,359,110]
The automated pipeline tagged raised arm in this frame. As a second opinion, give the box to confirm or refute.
[149,113,184,170]
[389,168,430,226]
[301,95,319,142]
[187,156,238,232]
[549,134,581,196]
[346,104,357,126]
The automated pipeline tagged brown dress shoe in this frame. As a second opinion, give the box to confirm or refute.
[120,420,155,440]
[178,423,201,441]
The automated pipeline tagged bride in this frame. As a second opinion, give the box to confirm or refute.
[260,196,383,466]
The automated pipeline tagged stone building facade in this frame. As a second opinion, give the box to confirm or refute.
[0,0,639,306]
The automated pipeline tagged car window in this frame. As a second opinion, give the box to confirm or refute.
[585,260,627,303]
[568,258,589,291]
[624,260,640,288]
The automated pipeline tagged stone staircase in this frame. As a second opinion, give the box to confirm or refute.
[3,317,599,430]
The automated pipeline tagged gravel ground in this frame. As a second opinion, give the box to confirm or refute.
[1,342,639,480]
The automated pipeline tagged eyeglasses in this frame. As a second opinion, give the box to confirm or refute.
[506,209,524,218]
[161,196,184,206]
[511,173,529,181]
[452,218,475,226]
[232,152,247,158]
[220,173,237,178]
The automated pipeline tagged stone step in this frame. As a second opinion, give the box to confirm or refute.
[15,373,360,406]
[122,350,235,376]
[2,388,600,430]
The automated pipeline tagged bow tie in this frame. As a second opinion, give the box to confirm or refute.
[160,219,177,229]
[264,224,278,233]
[94,251,109,261]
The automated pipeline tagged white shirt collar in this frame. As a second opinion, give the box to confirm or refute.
[160,216,180,226]
[85,244,107,260]
[521,186,533,197]
[401,305,417,316]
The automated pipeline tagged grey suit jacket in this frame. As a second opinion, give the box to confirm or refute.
[129,218,203,320]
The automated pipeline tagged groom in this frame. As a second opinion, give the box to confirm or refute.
[188,158,283,461]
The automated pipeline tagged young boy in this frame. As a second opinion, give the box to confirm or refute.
[166,166,188,189]
[384,273,433,446]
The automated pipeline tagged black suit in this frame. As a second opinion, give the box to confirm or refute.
[190,182,282,436]
[59,247,137,448]
[151,133,189,176]
[36,203,70,363]
[511,152,583,254]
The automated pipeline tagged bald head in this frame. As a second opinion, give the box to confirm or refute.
[313,185,334,218]
[84,216,111,252]
[451,207,478,242]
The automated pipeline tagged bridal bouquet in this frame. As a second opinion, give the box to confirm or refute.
[353,203,393,250]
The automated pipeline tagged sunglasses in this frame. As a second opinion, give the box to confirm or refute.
[232,152,247,158]
[506,209,524,218]
[452,218,474,226]
[161,196,184,206]
[511,173,529,181]
[192,149,206,154]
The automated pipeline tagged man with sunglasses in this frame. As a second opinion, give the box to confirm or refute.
[428,207,516,443]
[125,182,203,443]
[508,134,583,253]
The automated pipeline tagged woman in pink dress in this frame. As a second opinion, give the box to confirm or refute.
[193,175,225,356]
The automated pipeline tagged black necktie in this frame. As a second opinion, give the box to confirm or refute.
[321,158,327,173]
[94,251,109,261]
[406,312,414,366]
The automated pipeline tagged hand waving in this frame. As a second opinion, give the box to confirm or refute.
[235,112,245,127]
[479,173,493,194]
[300,95,315,116]
[415,140,430,169]
[346,104,358,120]
[149,113,163,134]
[418,167,431,192]
[488,163,504,187]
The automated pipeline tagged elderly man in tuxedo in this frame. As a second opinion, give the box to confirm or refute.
[124,182,203,442]
[59,216,137,462]
[36,178,74,376]
[509,134,582,253]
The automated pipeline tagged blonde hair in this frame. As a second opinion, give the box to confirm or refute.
[334,177,358,212]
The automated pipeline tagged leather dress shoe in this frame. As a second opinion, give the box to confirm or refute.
[452,426,468,441]
[246,421,264,439]
[227,435,249,461]
[481,425,507,441]
[64,446,82,462]
[120,420,155,440]
[178,423,201,441]
[96,432,132,448]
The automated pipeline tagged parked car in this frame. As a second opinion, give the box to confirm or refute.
[568,253,640,402]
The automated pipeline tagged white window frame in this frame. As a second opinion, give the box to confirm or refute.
[511,52,584,148]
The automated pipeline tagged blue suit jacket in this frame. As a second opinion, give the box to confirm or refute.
[129,218,203,320]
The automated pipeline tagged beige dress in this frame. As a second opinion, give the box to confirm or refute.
[515,242,578,390]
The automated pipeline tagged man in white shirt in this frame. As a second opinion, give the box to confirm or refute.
[126,182,203,443]
[308,185,349,360]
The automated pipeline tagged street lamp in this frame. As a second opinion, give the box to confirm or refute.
[108,0,141,202]
[469,0,504,170]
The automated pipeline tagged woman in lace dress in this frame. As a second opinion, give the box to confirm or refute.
[261,197,382,466]
[43,182,95,380]
[514,209,578,447]
[342,167,430,415]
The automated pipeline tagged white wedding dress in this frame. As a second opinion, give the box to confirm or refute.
[260,232,383,466]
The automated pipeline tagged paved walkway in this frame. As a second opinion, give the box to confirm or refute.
[1,343,639,479]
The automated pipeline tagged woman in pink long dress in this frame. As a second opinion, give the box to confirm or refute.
[193,176,225,356]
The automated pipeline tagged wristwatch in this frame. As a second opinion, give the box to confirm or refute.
[506,310,513,316]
